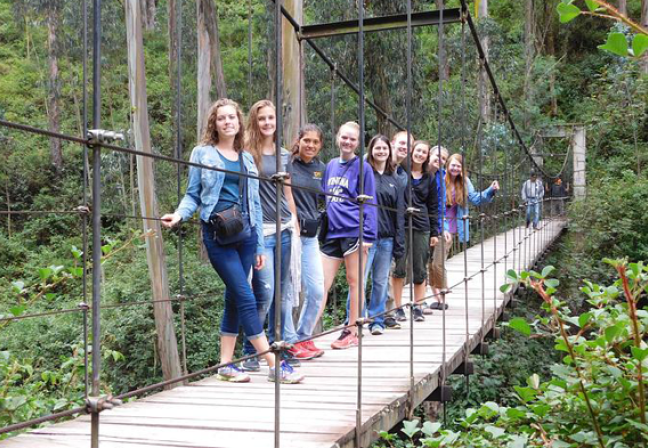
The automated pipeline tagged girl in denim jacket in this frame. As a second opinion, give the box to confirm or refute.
[161,98,303,384]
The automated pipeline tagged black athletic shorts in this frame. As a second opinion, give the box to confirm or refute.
[320,237,360,259]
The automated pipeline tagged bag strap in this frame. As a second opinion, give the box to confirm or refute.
[239,154,248,213]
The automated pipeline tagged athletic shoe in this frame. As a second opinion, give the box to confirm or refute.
[395,308,407,322]
[421,302,434,315]
[301,340,325,358]
[240,357,260,372]
[331,330,359,350]
[216,364,251,383]
[370,324,384,335]
[288,343,318,360]
[282,350,301,367]
[413,306,425,322]
[384,316,401,329]
[430,301,448,310]
[268,361,305,384]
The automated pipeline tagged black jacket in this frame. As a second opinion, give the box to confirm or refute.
[373,169,406,259]
[403,171,439,236]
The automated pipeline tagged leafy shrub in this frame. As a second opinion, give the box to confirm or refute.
[377,261,648,447]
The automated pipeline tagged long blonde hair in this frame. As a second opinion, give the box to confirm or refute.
[200,98,245,152]
[245,99,276,171]
[445,153,466,207]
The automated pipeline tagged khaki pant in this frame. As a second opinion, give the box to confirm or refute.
[428,238,452,289]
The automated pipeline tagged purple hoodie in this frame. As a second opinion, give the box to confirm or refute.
[322,157,378,242]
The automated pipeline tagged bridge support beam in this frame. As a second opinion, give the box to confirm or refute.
[426,384,453,403]
[452,360,475,376]
[472,342,489,356]
[573,126,587,199]
[300,9,462,40]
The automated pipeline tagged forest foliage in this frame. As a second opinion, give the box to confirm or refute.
[0,0,647,442]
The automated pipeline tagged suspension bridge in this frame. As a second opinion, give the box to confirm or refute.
[0,0,580,447]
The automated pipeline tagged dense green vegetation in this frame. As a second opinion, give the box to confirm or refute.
[1,0,647,444]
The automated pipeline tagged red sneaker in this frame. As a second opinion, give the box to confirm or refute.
[331,330,359,350]
[288,343,318,360]
[301,340,325,358]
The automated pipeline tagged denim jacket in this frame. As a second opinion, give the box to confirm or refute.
[175,145,264,254]
[456,177,496,243]
[435,169,449,235]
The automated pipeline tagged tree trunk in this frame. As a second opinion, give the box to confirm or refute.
[282,0,305,146]
[124,0,183,386]
[524,0,535,129]
[197,0,227,263]
[197,0,228,141]
[140,0,157,31]
[266,3,276,103]
[618,0,627,16]
[168,0,179,156]
[546,2,558,116]
[47,0,63,172]
[436,0,450,81]
[478,0,490,124]
[641,0,648,74]
[366,34,393,137]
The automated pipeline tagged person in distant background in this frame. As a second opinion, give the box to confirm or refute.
[521,171,544,229]
[550,177,568,216]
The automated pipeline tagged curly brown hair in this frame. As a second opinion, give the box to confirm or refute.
[200,98,245,152]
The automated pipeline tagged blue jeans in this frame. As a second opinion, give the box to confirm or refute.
[526,200,542,226]
[244,229,297,355]
[201,223,264,341]
[295,236,325,341]
[345,237,394,329]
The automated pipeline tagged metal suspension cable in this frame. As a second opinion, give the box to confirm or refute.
[438,3,448,425]
[405,0,415,415]
[0,117,462,226]
[355,0,366,445]
[174,0,187,377]
[267,0,406,133]
[478,67,486,341]
[89,0,102,446]
[248,0,253,109]
[273,1,284,446]
[0,291,221,324]
[459,0,566,181]
[491,102,499,336]
[460,3,472,392]
[81,0,90,403]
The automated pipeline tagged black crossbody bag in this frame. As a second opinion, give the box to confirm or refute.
[209,156,252,245]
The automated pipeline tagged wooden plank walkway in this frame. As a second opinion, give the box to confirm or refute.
[1,220,566,448]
